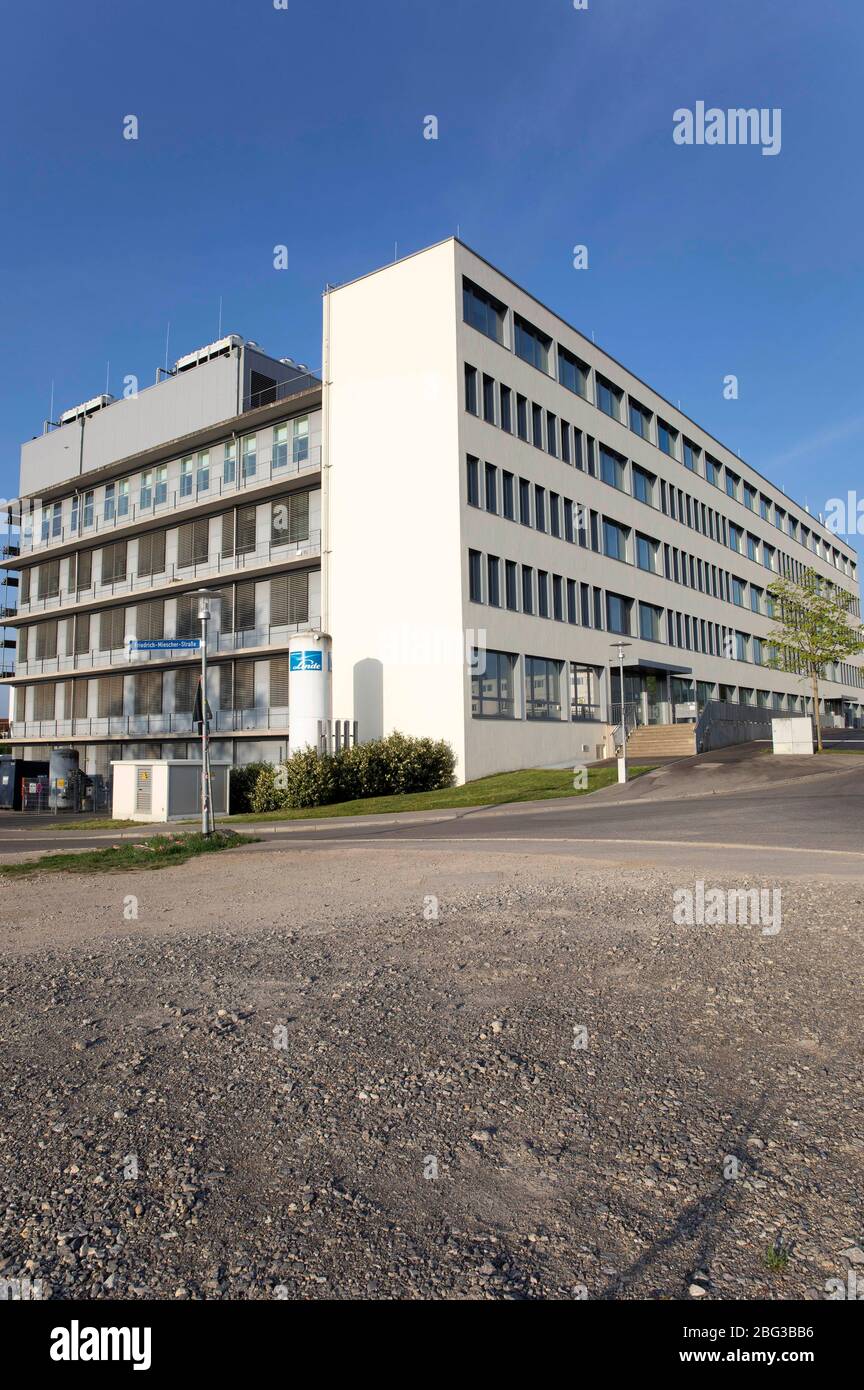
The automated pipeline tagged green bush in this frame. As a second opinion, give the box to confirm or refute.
[248,733,456,812]
[249,764,283,814]
[228,761,269,814]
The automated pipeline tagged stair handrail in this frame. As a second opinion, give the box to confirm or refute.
[610,700,639,753]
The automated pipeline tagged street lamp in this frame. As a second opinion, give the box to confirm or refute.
[610,640,632,783]
[195,590,222,836]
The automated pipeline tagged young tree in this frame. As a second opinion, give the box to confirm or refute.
[766,569,864,752]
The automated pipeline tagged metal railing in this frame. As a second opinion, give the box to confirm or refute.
[13,615,322,680]
[609,700,639,751]
[695,699,778,754]
[243,371,321,412]
[12,710,292,741]
[19,446,322,558]
[16,531,321,620]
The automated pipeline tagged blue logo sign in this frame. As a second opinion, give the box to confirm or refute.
[290,650,323,671]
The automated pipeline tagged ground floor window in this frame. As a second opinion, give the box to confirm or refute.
[525,656,562,720]
[471,649,517,719]
[570,664,601,721]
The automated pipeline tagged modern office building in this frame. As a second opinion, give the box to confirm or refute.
[5,239,863,785]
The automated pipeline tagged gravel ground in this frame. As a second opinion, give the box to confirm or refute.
[0,843,862,1301]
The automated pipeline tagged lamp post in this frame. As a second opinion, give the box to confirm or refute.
[195,590,221,836]
[610,640,632,783]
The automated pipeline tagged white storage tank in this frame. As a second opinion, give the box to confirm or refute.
[288,632,332,751]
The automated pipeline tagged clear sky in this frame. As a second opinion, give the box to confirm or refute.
[1,0,862,551]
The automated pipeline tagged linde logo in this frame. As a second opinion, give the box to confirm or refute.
[49,1320,152,1370]
[673,880,782,936]
[673,102,782,157]
[289,650,323,671]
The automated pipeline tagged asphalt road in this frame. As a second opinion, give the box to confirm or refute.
[2,746,862,878]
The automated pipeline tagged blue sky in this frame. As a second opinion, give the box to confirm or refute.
[1,0,862,549]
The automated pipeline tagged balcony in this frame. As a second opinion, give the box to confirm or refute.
[19,444,322,558]
[11,615,322,681]
[16,531,321,619]
[11,710,292,741]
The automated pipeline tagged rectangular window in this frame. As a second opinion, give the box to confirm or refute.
[629,400,652,439]
[561,420,571,464]
[728,523,742,554]
[516,394,528,440]
[525,656,562,720]
[136,598,165,642]
[136,530,166,578]
[534,486,546,533]
[103,482,116,522]
[485,463,498,513]
[35,619,58,661]
[566,578,577,624]
[139,470,153,509]
[537,570,549,618]
[635,533,658,572]
[180,457,194,498]
[505,560,518,611]
[482,374,496,424]
[37,558,61,599]
[174,593,197,640]
[558,344,589,398]
[487,555,500,608]
[552,574,563,621]
[97,673,124,719]
[465,364,478,415]
[706,455,721,487]
[550,492,561,538]
[532,402,544,449]
[116,479,129,518]
[682,439,699,472]
[514,314,552,373]
[224,441,237,485]
[270,570,309,627]
[292,416,310,465]
[571,664,599,720]
[603,519,628,562]
[633,464,656,506]
[463,278,507,344]
[596,375,622,421]
[606,591,632,636]
[235,580,256,632]
[234,660,255,711]
[270,656,291,707]
[271,493,309,544]
[178,518,210,569]
[500,385,512,433]
[726,469,740,501]
[154,466,167,506]
[599,446,626,491]
[197,450,210,491]
[472,648,517,719]
[134,670,163,717]
[99,606,127,652]
[502,471,514,520]
[657,420,679,458]
[73,612,91,655]
[546,412,558,457]
[82,490,94,528]
[519,478,531,526]
[521,566,533,615]
[468,549,482,603]
[174,666,196,713]
[639,602,661,641]
[466,456,480,507]
[241,435,257,480]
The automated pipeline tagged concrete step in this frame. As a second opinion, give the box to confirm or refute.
[626,723,696,758]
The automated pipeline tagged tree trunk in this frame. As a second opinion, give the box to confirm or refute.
[811,671,823,752]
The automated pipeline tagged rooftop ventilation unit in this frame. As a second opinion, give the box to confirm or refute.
[58,393,116,427]
[174,334,243,373]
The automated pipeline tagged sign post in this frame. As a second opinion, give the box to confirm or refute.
[193,591,221,837]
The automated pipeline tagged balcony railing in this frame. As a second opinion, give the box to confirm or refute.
[16,531,321,618]
[12,616,322,680]
[243,371,320,412]
[19,445,322,558]
[11,710,292,741]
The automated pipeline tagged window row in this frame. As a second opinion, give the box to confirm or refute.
[19,492,314,603]
[21,657,300,722]
[462,347,855,582]
[463,280,852,575]
[471,648,602,723]
[17,571,313,662]
[24,414,317,547]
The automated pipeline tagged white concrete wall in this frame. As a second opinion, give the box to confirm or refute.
[325,241,468,775]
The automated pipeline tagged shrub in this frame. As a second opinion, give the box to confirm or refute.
[228,761,269,814]
[260,733,456,810]
[249,764,284,815]
[278,746,341,809]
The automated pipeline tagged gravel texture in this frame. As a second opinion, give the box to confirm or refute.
[0,844,862,1301]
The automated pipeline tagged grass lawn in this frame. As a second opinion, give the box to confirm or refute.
[0,829,258,879]
[54,818,139,831]
[227,763,654,823]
